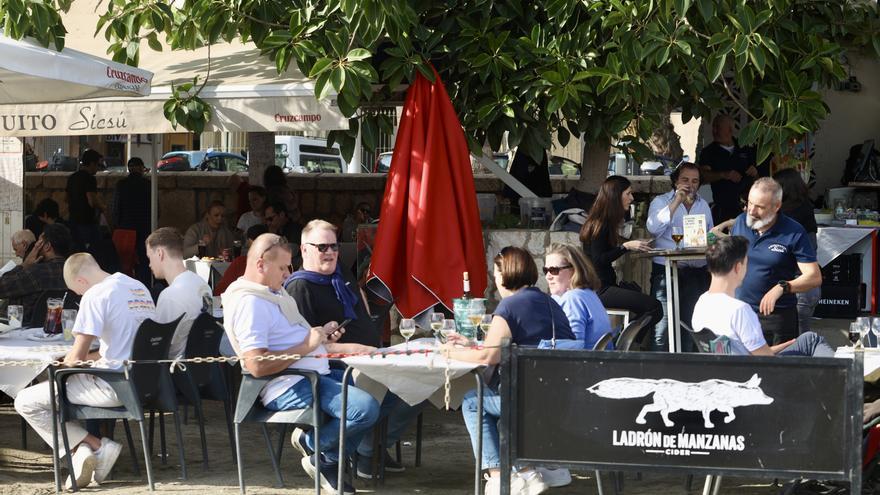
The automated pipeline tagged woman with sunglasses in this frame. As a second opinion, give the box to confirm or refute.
[544,243,612,349]
[447,246,572,495]
[580,176,663,333]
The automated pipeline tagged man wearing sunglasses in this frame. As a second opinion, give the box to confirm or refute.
[286,220,424,480]
[223,233,379,494]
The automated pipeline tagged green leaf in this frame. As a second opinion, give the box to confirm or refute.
[309,58,334,77]
[315,71,332,100]
[707,52,726,82]
[346,48,371,61]
[330,66,346,92]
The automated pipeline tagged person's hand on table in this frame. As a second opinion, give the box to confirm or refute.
[443,331,471,347]
[623,239,652,252]
[759,285,784,316]
[201,233,213,245]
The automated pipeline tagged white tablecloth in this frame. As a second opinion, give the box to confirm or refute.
[342,339,485,409]
[834,346,880,382]
[0,328,73,397]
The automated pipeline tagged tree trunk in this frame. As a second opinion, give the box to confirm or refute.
[577,137,611,193]
[247,132,274,185]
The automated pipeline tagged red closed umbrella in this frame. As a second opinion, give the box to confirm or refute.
[367,67,487,317]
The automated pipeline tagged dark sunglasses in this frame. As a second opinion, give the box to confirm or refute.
[306,242,339,253]
[542,265,572,276]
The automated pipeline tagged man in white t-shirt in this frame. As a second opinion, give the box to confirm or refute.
[15,253,156,489]
[692,236,833,357]
[146,227,213,358]
[222,233,379,495]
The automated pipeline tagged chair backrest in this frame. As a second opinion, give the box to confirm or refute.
[615,314,653,352]
[682,322,717,354]
[129,316,182,409]
[111,229,138,276]
[183,312,227,397]
[28,289,80,328]
[592,332,615,351]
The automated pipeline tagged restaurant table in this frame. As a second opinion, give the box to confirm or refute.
[342,338,487,494]
[185,258,231,290]
[834,346,880,382]
[635,247,708,353]
[0,328,74,397]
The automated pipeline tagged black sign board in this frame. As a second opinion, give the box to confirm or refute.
[499,347,862,493]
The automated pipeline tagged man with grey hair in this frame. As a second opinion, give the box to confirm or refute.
[11,229,35,259]
[719,177,822,344]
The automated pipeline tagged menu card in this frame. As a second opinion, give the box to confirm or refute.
[683,214,707,248]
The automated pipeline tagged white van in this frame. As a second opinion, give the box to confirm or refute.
[274,136,348,173]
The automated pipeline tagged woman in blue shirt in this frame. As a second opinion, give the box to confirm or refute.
[449,246,572,494]
[545,243,612,349]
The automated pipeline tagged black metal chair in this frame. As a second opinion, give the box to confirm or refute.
[614,314,653,352]
[50,316,183,492]
[172,312,235,469]
[592,332,615,351]
[233,368,322,494]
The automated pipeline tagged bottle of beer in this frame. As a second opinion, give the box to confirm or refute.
[462,271,471,298]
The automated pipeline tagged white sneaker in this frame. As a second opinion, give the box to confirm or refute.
[514,470,549,495]
[536,467,572,487]
[64,444,96,490]
[92,438,122,484]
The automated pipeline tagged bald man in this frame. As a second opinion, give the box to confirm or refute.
[15,253,155,489]
[222,233,378,495]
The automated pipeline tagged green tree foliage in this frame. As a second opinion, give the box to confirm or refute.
[5,0,879,172]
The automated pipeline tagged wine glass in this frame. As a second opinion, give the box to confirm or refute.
[430,312,444,342]
[857,317,872,346]
[671,226,683,250]
[440,319,456,343]
[399,319,416,351]
[872,318,880,348]
[478,314,493,341]
[850,322,864,348]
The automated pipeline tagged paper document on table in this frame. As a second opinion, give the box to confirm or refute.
[0,260,16,277]
[683,214,707,248]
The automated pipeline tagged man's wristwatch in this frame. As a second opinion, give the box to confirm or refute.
[777,280,790,294]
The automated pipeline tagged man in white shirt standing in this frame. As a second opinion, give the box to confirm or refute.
[15,253,156,488]
[223,233,379,495]
[691,236,833,357]
[145,227,213,358]
[646,163,714,351]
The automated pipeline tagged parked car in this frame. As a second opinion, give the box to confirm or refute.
[373,151,393,173]
[275,136,347,173]
[156,150,248,172]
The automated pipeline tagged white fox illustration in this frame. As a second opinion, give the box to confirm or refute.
[588,374,773,428]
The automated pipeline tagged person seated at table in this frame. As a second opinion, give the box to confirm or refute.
[183,200,240,259]
[544,243,611,349]
[580,176,663,336]
[691,236,833,357]
[285,219,422,478]
[15,252,156,489]
[214,224,268,297]
[646,162,713,351]
[25,197,64,239]
[449,246,573,495]
[236,185,267,233]
[264,201,303,245]
[222,233,379,494]
[0,223,72,323]
[11,229,35,261]
[712,178,822,345]
[145,227,213,358]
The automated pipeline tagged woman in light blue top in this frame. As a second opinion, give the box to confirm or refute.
[545,243,611,348]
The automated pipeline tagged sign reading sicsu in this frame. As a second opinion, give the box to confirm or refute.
[498,348,863,494]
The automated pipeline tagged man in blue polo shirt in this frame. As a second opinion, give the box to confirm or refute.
[722,177,822,344]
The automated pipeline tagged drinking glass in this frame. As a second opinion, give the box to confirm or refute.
[7,305,23,328]
[850,322,864,348]
[872,318,880,347]
[858,317,872,346]
[197,240,208,258]
[62,309,77,342]
[671,226,683,250]
[430,313,444,342]
[479,314,493,341]
[44,298,63,335]
[399,318,416,351]
[441,319,456,343]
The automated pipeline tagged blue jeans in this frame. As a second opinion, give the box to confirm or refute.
[461,387,500,470]
[777,331,835,357]
[265,369,379,463]
[357,396,425,457]
[650,263,707,352]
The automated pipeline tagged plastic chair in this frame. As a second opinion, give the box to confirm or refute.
[592,332,615,351]
[112,229,138,277]
[173,312,236,469]
[681,322,719,354]
[614,314,653,352]
[233,368,322,494]
[50,316,183,492]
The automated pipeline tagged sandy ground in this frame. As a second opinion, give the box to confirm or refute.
[0,319,853,494]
